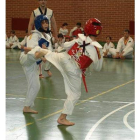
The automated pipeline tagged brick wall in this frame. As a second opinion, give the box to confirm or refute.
[6,0,134,42]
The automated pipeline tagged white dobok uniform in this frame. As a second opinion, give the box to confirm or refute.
[59,28,68,36]
[33,8,53,73]
[54,41,65,53]
[43,34,103,115]
[109,37,134,58]
[103,42,115,56]
[9,35,20,49]
[6,35,10,47]
[20,30,52,107]
[18,35,28,49]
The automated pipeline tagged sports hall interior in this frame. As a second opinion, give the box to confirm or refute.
[6,0,135,140]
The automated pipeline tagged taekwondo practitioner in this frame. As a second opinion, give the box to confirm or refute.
[109,29,134,59]
[6,34,10,49]
[28,0,58,77]
[103,36,115,57]
[20,15,52,114]
[29,15,103,125]
[9,30,20,49]
[69,22,84,38]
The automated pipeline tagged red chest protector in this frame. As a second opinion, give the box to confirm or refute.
[68,42,93,93]
[68,42,93,70]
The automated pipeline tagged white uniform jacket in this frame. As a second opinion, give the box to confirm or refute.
[116,36,134,53]
[59,28,68,36]
[103,42,115,55]
[9,35,19,44]
[20,30,52,66]
[64,34,103,71]
[103,42,115,52]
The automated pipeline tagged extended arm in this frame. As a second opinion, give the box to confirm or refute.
[28,12,35,35]
[51,14,58,40]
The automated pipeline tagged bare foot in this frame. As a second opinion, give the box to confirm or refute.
[39,74,44,78]
[46,70,52,77]
[23,106,38,114]
[120,55,125,59]
[57,118,75,126]
[112,55,120,59]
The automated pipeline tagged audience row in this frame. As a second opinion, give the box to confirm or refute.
[6,27,134,59]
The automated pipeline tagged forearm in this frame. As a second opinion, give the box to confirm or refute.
[24,47,32,54]
[51,15,58,39]
[35,49,49,58]
[40,56,47,63]
[28,13,34,35]
[28,25,33,35]
[52,23,58,38]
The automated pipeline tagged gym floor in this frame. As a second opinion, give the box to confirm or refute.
[6,49,134,140]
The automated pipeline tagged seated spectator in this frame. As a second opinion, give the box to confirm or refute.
[9,30,20,49]
[103,36,115,58]
[69,22,84,38]
[65,36,71,42]
[59,22,68,36]
[55,33,65,52]
[109,29,134,59]
[71,36,77,40]
[6,34,10,49]
[19,29,28,49]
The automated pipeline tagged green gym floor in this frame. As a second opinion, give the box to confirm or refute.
[6,49,135,140]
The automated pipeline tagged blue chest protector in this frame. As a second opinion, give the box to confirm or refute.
[36,38,49,65]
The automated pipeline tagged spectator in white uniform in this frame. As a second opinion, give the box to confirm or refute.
[59,22,68,36]
[18,29,28,49]
[6,34,10,49]
[109,29,134,59]
[20,15,51,114]
[65,36,71,42]
[103,36,115,57]
[55,33,65,53]
[69,22,84,38]
[9,30,20,49]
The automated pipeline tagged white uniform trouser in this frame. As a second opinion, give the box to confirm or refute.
[11,42,20,49]
[103,51,112,57]
[44,51,82,115]
[109,48,133,58]
[6,41,10,47]
[20,47,41,107]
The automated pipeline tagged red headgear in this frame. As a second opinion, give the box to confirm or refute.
[84,18,102,36]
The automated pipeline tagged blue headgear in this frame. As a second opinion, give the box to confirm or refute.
[34,15,50,33]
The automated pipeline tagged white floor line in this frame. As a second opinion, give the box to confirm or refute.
[85,102,134,140]
[6,94,134,104]
[123,110,135,132]
[102,101,133,104]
